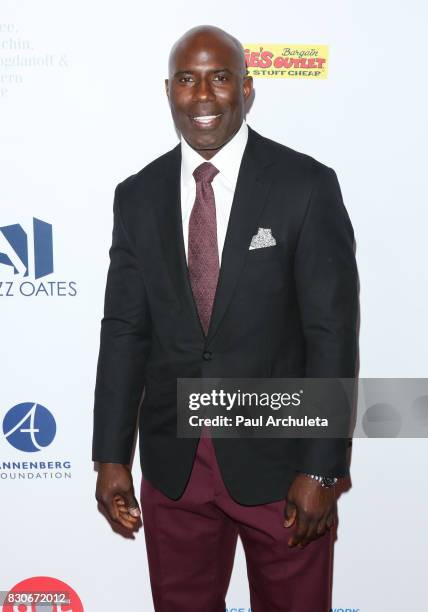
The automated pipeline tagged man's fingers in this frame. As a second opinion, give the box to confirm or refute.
[111,502,138,529]
[118,505,138,519]
[298,519,321,547]
[98,492,140,529]
[326,511,336,529]
[109,500,120,522]
[106,498,128,526]
[115,491,141,527]
[288,510,310,547]
[316,517,328,537]
[117,506,140,527]
[122,491,141,518]
[316,506,336,536]
[283,500,297,527]
[117,514,138,529]
[114,496,139,517]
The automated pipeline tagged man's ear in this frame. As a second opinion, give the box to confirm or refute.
[165,78,169,99]
[243,75,253,101]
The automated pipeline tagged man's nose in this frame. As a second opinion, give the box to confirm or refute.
[194,78,215,101]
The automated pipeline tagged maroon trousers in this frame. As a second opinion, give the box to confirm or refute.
[140,433,334,612]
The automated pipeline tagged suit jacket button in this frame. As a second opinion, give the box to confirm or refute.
[202,351,212,361]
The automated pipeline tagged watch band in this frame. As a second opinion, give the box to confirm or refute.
[304,473,338,488]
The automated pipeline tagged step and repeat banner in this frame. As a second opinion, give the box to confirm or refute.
[1,1,427,610]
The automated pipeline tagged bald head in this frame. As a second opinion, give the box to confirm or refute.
[168,25,247,77]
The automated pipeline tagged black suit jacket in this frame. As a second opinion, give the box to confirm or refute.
[92,126,358,505]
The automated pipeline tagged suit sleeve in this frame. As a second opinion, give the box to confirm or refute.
[92,183,152,464]
[293,164,358,477]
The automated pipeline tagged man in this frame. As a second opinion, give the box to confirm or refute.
[92,25,358,612]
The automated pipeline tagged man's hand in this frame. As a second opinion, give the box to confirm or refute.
[283,473,337,548]
[95,463,141,530]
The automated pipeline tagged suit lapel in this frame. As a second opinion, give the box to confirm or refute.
[206,127,275,343]
[153,127,275,343]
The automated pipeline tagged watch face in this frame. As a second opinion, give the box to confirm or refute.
[322,477,337,487]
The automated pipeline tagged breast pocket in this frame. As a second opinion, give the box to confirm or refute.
[247,245,280,261]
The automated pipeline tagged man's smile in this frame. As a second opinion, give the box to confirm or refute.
[190,113,223,128]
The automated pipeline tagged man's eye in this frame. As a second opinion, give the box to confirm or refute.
[213,74,228,82]
[179,76,194,83]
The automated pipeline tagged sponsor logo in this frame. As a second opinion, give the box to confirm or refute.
[0,217,53,278]
[3,575,83,611]
[243,44,328,79]
[1,403,72,481]
[3,402,56,452]
[0,217,77,297]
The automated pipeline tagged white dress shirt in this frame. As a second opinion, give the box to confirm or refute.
[180,120,249,264]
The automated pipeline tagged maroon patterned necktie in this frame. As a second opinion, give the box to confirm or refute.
[188,161,220,336]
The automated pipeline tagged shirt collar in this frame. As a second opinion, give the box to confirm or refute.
[180,120,249,188]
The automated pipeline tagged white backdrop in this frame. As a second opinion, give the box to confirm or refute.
[1,1,427,610]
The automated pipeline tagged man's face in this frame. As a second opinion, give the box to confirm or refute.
[166,34,253,158]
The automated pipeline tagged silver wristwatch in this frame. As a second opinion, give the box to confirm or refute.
[305,473,338,488]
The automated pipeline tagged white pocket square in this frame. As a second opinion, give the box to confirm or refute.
[249,227,277,250]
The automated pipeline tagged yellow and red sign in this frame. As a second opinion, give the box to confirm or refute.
[243,44,329,79]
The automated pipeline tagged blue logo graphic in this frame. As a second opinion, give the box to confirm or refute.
[2,402,57,452]
[0,218,53,279]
